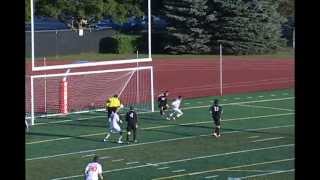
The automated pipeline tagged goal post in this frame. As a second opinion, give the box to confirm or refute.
[26,66,154,125]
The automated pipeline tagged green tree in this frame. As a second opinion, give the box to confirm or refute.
[278,0,294,17]
[161,0,212,54]
[30,0,144,28]
[25,0,31,21]
[207,0,286,55]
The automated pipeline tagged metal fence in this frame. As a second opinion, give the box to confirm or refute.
[25,29,116,58]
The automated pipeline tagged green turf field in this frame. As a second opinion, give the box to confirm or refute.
[26,88,294,180]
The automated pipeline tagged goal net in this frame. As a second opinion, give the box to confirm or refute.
[25,66,154,125]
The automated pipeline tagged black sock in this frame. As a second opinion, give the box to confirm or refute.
[133,129,136,141]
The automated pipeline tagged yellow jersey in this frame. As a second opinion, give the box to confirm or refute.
[106,97,121,108]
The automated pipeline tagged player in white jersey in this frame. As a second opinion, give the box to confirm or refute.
[169,96,183,120]
[84,155,103,180]
[25,119,29,132]
[103,110,123,144]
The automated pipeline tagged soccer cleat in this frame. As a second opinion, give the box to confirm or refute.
[172,117,176,120]
[117,140,123,144]
[166,117,171,120]
[133,140,138,143]
[212,132,217,137]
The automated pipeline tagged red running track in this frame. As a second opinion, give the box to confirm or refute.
[25,57,294,113]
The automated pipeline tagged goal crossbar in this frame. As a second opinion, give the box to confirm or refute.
[32,58,152,71]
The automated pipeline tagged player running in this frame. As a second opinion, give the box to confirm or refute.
[209,99,223,137]
[157,90,169,118]
[103,110,124,144]
[125,106,138,143]
[169,96,183,120]
[84,155,103,180]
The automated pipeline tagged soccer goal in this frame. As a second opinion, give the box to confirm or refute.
[25,66,154,125]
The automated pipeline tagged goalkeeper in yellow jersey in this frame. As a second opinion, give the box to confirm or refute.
[105,94,122,123]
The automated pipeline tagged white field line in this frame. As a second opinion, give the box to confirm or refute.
[252,137,285,143]
[81,154,96,158]
[172,169,185,173]
[238,169,294,179]
[34,116,105,125]
[50,145,294,180]
[31,97,294,126]
[236,104,294,112]
[111,159,124,162]
[152,158,294,180]
[126,162,139,165]
[247,136,259,139]
[27,112,294,145]
[146,163,159,167]
[27,124,294,161]
[204,175,219,179]
[219,169,279,173]
[157,167,170,170]
[100,156,111,160]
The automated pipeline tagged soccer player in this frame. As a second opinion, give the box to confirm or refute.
[157,90,169,118]
[25,120,29,132]
[209,99,223,137]
[169,96,183,120]
[103,110,123,144]
[105,94,122,123]
[84,155,103,180]
[125,106,138,143]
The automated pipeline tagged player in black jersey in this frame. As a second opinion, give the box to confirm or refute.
[209,99,223,137]
[157,90,169,118]
[125,106,138,143]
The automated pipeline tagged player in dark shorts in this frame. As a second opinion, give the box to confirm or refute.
[209,99,223,137]
[157,91,169,118]
[125,106,138,143]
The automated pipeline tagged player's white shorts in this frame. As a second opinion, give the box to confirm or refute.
[173,108,183,115]
[109,122,121,133]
